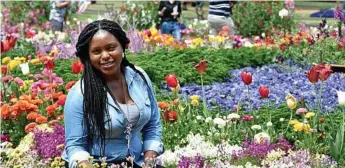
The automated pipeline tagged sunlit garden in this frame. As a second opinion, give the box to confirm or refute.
[1,1,345,168]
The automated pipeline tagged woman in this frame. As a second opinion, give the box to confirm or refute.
[62,20,164,168]
[158,0,182,40]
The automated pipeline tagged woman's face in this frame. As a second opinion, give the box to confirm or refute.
[89,30,123,77]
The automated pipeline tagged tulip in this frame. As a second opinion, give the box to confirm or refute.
[286,94,297,110]
[319,66,332,81]
[45,60,55,70]
[319,118,325,123]
[296,108,308,115]
[165,74,178,88]
[241,71,252,85]
[259,86,269,98]
[19,63,30,75]
[195,59,208,74]
[1,65,8,74]
[71,60,83,74]
[337,91,345,106]
[1,40,10,53]
[6,35,17,48]
[163,110,178,122]
[306,67,319,83]
[13,77,24,86]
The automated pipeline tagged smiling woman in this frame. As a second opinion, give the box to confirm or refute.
[62,19,165,168]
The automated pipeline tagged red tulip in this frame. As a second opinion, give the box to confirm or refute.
[241,71,252,85]
[319,67,332,81]
[6,35,17,48]
[163,110,178,122]
[45,60,55,70]
[195,59,208,74]
[165,74,178,88]
[1,66,8,75]
[306,67,319,83]
[1,40,10,53]
[259,86,269,98]
[71,60,83,74]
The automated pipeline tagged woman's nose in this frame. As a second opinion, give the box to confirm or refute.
[101,51,110,60]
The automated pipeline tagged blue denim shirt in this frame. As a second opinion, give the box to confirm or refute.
[62,66,163,168]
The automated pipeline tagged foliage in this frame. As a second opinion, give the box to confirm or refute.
[1,39,36,60]
[111,1,160,31]
[3,1,50,26]
[128,47,278,86]
[281,37,345,65]
[232,1,295,37]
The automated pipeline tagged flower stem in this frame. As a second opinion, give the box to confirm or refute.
[201,74,208,117]
[284,109,293,135]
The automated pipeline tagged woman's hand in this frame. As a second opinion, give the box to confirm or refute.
[143,150,158,168]
[77,160,92,168]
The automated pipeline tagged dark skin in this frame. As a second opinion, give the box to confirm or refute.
[77,30,157,168]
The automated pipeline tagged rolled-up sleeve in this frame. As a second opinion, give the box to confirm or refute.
[64,86,90,168]
[137,67,164,155]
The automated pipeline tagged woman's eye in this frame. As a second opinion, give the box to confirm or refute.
[109,46,116,50]
[93,50,101,54]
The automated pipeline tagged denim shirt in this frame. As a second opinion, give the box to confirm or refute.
[62,66,163,168]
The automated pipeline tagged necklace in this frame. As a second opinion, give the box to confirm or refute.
[121,75,132,156]
[106,75,132,157]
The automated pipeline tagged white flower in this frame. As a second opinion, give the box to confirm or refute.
[87,18,93,24]
[279,8,289,18]
[337,91,345,106]
[196,116,203,120]
[66,21,70,25]
[261,33,266,38]
[280,118,285,122]
[243,41,253,48]
[213,118,226,128]
[205,117,212,123]
[73,17,77,21]
[188,24,193,29]
[227,113,240,120]
[267,122,273,127]
[251,125,262,130]
[19,63,29,75]
[254,132,270,144]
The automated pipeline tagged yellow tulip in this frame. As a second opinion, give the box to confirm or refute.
[50,49,59,56]
[149,27,158,36]
[190,95,200,101]
[30,59,41,64]
[8,60,21,70]
[305,112,315,119]
[191,99,199,106]
[1,57,11,64]
[286,94,297,110]
[294,122,311,132]
[289,120,299,125]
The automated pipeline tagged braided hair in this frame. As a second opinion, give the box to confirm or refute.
[75,19,150,155]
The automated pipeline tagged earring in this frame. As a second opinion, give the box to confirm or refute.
[122,53,125,58]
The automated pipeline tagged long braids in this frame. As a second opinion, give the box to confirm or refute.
[75,19,151,156]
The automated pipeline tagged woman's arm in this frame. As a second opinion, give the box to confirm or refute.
[64,83,91,168]
[136,67,164,158]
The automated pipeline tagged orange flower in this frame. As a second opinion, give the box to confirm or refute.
[36,116,48,124]
[158,101,170,110]
[46,105,57,118]
[66,81,77,91]
[52,92,63,99]
[27,112,39,120]
[1,104,9,119]
[25,122,38,133]
[195,59,208,74]
[172,99,179,105]
[58,94,66,101]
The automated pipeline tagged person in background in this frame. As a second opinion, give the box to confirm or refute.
[49,0,71,32]
[207,0,236,35]
[158,0,182,40]
[77,0,91,14]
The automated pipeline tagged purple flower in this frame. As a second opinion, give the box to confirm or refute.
[1,134,10,142]
[177,154,206,168]
[334,5,345,22]
[180,64,345,112]
[33,124,65,159]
